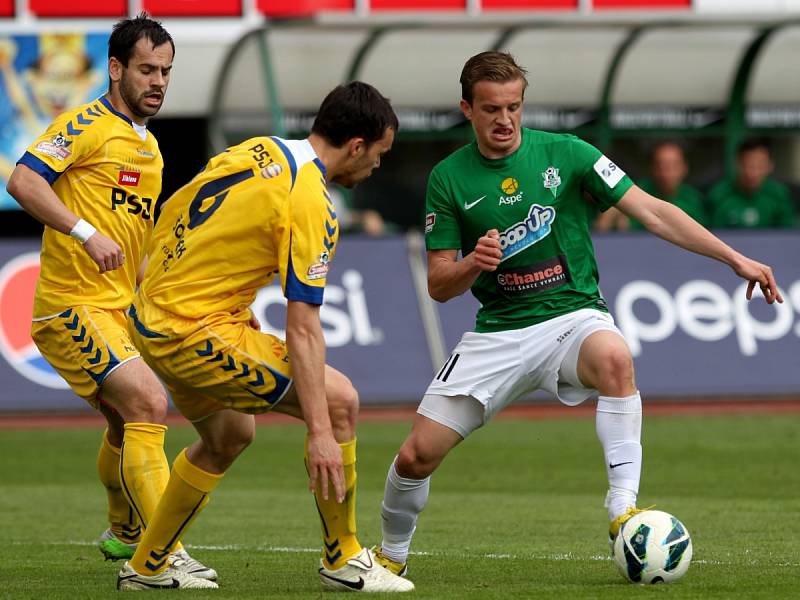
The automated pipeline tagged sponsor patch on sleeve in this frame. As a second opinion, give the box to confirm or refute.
[33,141,71,161]
[593,155,625,189]
[307,262,328,280]
[425,212,436,234]
[307,251,330,281]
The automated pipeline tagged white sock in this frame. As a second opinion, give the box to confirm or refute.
[596,392,642,521]
[380,458,430,564]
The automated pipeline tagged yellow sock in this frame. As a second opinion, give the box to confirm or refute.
[129,448,222,575]
[120,423,170,530]
[97,430,141,543]
[307,437,361,570]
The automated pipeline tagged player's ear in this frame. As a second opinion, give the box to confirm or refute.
[348,137,366,158]
[108,57,123,83]
[459,99,472,120]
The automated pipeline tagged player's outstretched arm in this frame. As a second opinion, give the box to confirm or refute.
[286,300,345,503]
[7,164,125,274]
[427,229,502,302]
[615,185,783,304]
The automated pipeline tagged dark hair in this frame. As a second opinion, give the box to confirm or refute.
[650,140,687,161]
[460,51,528,105]
[737,137,771,157]
[109,12,174,67]
[311,82,399,148]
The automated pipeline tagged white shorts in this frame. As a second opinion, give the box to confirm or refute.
[418,308,625,438]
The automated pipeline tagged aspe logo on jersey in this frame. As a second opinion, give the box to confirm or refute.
[498,203,556,261]
[0,253,69,389]
[499,177,524,206]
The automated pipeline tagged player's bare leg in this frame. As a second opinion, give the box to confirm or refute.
[575,331,644,539]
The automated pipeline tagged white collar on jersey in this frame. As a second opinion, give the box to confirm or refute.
[132,122,148,141]
[273,138,318,170]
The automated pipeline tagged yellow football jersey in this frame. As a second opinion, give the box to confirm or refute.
[19,96,163,318]
[141,136,338,318]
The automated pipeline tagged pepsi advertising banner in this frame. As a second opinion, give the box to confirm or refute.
[0,237,434,411]
[0,233,798,412]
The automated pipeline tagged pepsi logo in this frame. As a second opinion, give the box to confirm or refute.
[0,252,68,389]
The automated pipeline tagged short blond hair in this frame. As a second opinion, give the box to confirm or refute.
[460,51,528,105]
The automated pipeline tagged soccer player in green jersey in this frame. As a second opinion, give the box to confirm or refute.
[708,138,797,228]
[373,51,783,578]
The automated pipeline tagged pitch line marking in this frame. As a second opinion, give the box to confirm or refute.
[12,540,800,567]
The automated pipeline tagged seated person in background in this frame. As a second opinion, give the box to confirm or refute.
[329,185,389,236]
[595,141,706,231]
[708,138,796,228]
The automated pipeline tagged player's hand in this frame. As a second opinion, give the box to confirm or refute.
[473,229,502,272]
[248,312,261,331]
[83,231,126,274]
[306,430,345,503]
[731,255,783,304]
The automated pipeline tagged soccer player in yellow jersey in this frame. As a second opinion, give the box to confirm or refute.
[6,14,216,589]
[119,82,413,592]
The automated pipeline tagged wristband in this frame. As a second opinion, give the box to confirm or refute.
[69,219,97,243]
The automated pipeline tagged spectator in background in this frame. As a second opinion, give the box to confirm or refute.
[595,141,706,231]
[708,138,796,228]
[329,185,391,236]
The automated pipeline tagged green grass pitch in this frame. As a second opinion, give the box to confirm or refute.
[1,411,798,599]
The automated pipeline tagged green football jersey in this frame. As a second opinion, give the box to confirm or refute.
[425,128,634,333]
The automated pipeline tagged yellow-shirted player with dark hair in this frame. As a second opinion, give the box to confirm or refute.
[6,13,216,589]
[120,82,414,593]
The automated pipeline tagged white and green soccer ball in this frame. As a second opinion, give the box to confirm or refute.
[612,510,693,584]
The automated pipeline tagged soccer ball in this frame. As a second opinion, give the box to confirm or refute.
[612,510,692,584]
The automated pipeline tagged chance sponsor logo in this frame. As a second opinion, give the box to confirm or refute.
[498,204,556,261]
[495,255,571,297]
[0,253,68,389]
[118,170,141,186]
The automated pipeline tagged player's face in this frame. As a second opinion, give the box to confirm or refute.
[461,78,525,159]
[651,144,687,196]
[334,126,395,188]
[737,147,772,193]
[111,37,173,123]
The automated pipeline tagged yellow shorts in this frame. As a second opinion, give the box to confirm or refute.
[31,306,140,407]
[128,297,293,422]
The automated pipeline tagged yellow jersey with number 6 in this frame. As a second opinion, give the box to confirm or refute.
[18,96,163,318]
[140,136,338,319]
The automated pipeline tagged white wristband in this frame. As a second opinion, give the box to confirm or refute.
[70,219,97,243]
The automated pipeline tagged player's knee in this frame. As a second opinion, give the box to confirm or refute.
[122,384,169,423]
[327,377,359,431]
[204,428,254,465]
[395,442,438,480]
[596,347,635,395]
